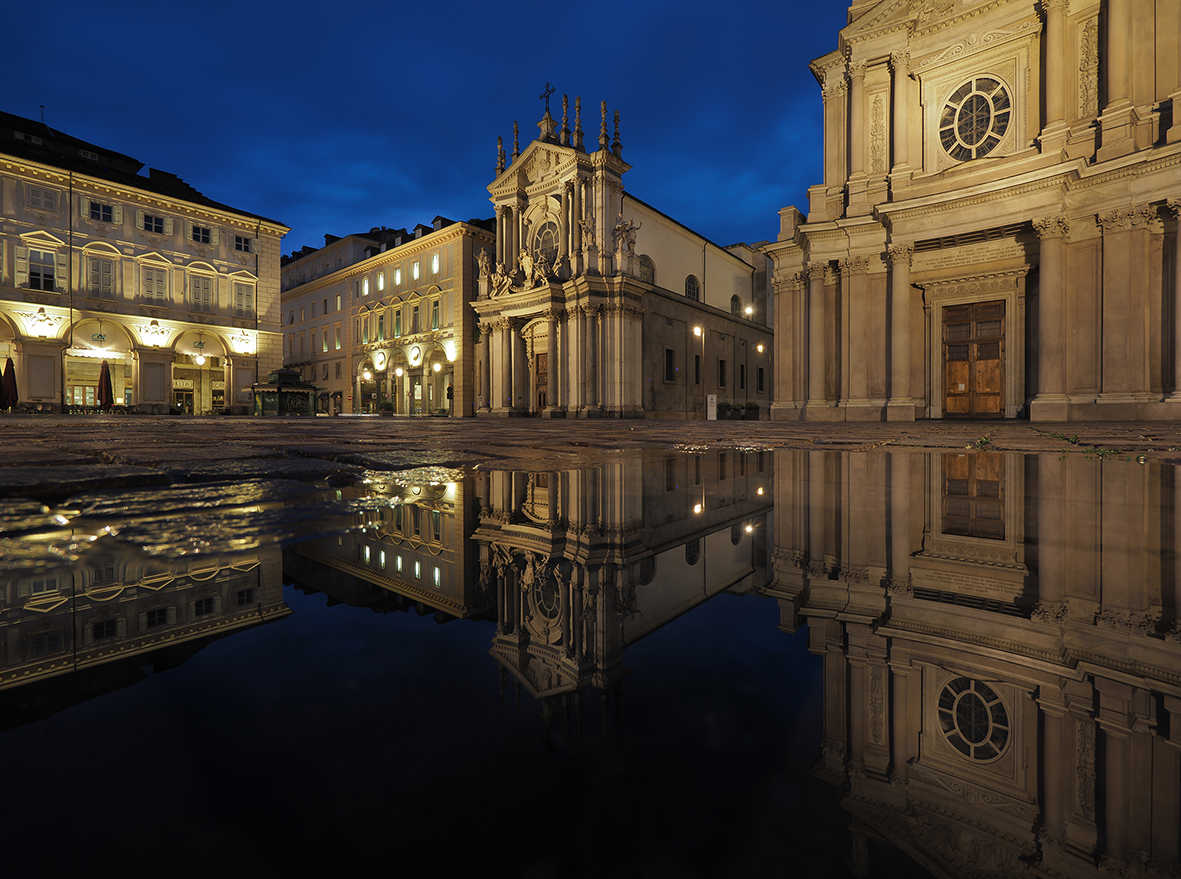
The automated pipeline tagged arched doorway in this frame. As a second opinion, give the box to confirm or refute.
[172,330,230,415]
[66,318,135,411]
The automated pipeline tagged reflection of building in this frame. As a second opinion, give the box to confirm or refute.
[0,110,287,414]
[0,548,288,724]
[279,219,495,416]
[768,3,1181,422]
[476,454,773,712]
[473,96,773,418]
[287,472,490,620]
[766,450,1181,877]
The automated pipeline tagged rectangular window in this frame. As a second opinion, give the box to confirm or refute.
[396,555,403,573]
[411,305,420,334]
[378,272,385,292]
[394,310,402,338]
[379,550,386,569]
[323,297,329,314]
[694,354,701,386]
[739,363,746,391]
[757,366,765,393]
[664,348,676,382]
[322,328,329,353]
[718,359,727,388]
[431,253,439,274]
[411,507,421,536]
[335,293,341,311]
[414,560,422,580]
[88,257,114,299]
[430,300,439,330]
[433,567,441,587]
[361,317,368,344]
[311,330,316,353]
[192,225,211,244]
[234,235,252,253]
[322,364,328,380]
[92,619,118,641]
[233,283,254,317]
[378,313,385,341]
[194,597,215,616]
[29,249,56,290]
[145,608,169,628]
[334,324,342,350]
[31,631,62,657]
[431,511,442,542]
[28,186,57,211]
[395,267,402,286]
[142,265,168,304]
[236,588,255,606]
[362,277,369,296]
[664,457,676,491]
[300,306,305,322]
[89,201,113,223]
[190,275,213,312]
[412,261,420,281]
[143,214,165,234]
[335,362,341,379]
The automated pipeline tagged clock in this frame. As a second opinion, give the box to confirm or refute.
[373,350,387,371]
[939,76,1011,162]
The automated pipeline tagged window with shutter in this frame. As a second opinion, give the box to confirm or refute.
[142,265,168,304]
[233,283,254,317]
[190,275,213,312]
[27,249,55,290]
[88,257,115,299]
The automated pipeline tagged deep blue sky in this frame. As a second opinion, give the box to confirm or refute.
[9,1,849,255]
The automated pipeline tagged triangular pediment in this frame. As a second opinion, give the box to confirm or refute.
[488,140,577,197]
[19,230,66,247]
[842,0,1010,41]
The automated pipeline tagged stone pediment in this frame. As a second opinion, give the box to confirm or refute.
[842,0,1012,43]
[488,141,576,197]
[19,230,67,247]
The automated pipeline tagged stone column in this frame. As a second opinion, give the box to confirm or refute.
[545,310,559,415]
[848,61,867,179]
[586,305,599,412]
[842,257,871,411]
[1030,216,1069,421]
[805,262,828,409]
[1039,0,1070,151]
[1039,687,1068,844]
[478,322,491,413]
[495,206,505,266]
[511,324,527,413]
[1097,0,1135,160]
[560,182,572,267]
[499,319,512,411]
[887,243,914,420]
[1169,201,1181,400]
[888,52,910,175]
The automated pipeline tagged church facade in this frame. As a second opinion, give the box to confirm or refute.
[767,0,1181,422]
[472,96,773,419]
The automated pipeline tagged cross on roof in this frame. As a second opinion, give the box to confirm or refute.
[540,82,555,113]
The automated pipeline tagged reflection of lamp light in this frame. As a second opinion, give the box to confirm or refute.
[757,344,764,353]
[745,524,753,533]
[363,370,372,381]
[693,326,702,337]
[693,503,702,514]
[745,306,753,316]
[395,367,403,378]
[432,362,441,373]
[757,487,764,496]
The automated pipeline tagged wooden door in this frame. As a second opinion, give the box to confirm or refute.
[943,301,1004,417]
[536,352,548,411]
[942,453,1004,540]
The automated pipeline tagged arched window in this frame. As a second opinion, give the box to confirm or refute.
[533,221,558,265]
[730,295,742,316]
[638,255,655,284]
[684,539,700,566]
[685,275,700,301]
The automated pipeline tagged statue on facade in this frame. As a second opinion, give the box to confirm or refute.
[477,248,491,277]
[518,248,534,286]
[532,250,551,285]
[579,214,597,251]
[490,262,511,297]
[614,213,641,255]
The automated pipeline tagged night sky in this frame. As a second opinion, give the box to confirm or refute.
[9,1,848,256]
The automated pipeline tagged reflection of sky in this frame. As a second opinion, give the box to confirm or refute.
[4,0,847,254]
[2,581,921,876]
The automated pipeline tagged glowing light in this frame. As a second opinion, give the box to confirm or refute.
[432,362,441,373]
[395,367,404,377]
[745,525,753,533]
[194,355,206,366]
[757,344,764,353]
[693,503,702,514]
[362,370,372,381]
[693,326,702,337]
[745,306,753,315]
[757,487,764,495]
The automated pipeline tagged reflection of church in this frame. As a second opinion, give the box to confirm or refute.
[770,2,1181,422]
[472,93,773,418]
[765,450,1181,876]
[475,453,772,715]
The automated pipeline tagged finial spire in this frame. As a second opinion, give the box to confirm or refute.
[612,110,621,158]
[496,135,505,174]
[599,101,609,151]
[560,94,570,146]
[574,97,584,151]
[512,121,520,160]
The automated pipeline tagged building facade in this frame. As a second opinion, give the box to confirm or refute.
[0,111,287,414]
[767,1,1181,422]
[473,97,773,419]
[280,218,495,415]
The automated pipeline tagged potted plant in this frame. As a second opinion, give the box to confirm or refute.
[744,401,760,420]
[378,401,394,417]
[715,401,730,420]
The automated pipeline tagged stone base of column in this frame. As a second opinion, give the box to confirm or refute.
[1096,103,1136,162]
[802,402,844,422]
[1038,122,1070,157]
[1165,391,1181,402]
[1029,395,1070,422]
[842,400,887,421]
[846,175,871,217]
[1170,91,1181,143]
[886,399,916,421]
[888,166,912,196]
[541,407,566,418]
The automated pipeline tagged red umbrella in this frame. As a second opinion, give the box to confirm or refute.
[97,359,114,411]
[1,357,16,410]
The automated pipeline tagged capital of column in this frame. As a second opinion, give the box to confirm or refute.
[804,261,827,283]
[822,80,848,102]
[847,59,868,80]
[1038,0,1068,12]
[886,243,914,267]
[1033,215,1070,239]
[1167,199,1181,219]
[839,255,870,275]
[1096,209,1133,233]
[772,270,800,294]
[888,51,910,74]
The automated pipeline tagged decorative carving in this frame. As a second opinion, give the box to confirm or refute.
[840,256,870,275]
[918,21,1042,70]
[847,60,868,80]
[885,576,913,597]
[18,308,65,336]
[1078,16,1099,117]
[1097,209,1134,233]
[1031,601,1068,623]
[889,51,910,73]
[1095,607,1159,633]
[870,666,885,744]
[1077,720,1095,818]
[871,95,886,174]
[1033,215,1070,239]
[886,243,914,267]
[613,213,641,255]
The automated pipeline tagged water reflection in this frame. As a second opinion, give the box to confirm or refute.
[0,449,1178,877]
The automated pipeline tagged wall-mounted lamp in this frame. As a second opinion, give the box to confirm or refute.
[693,326,702,337]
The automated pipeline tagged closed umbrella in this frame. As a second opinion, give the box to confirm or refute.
[1,357,16,410]
[97,359,114,411]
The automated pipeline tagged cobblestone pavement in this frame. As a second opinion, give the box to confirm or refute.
[0,414,1179,498]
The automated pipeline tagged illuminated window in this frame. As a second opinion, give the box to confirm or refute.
[414,560,421,579]
[395,267,402,286]
[379,550,386,569]
[362,277,369,296]
[433,567,441,587]
[412,261,420,281]
[430,300,440,330]
[431,253,439,274]
[378,272,385,291]
[533,221,558,265]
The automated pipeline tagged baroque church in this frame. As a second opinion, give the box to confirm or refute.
[768,0,1181,422]
[472,92,773,418]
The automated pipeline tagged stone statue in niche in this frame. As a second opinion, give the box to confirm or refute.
[579,213,597,251]
[518,248,534,286]
[477,249,490,277]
